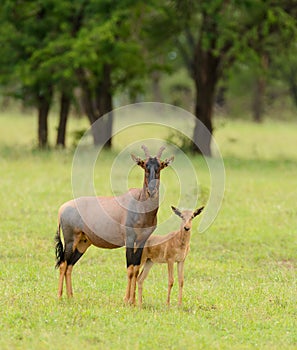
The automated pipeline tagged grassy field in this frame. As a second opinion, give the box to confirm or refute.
[0,111,296,349]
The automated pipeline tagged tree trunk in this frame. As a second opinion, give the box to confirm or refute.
[193,95,214,157]
[252,54,268,123]
[287,68,297,108]
[37,86,52,148]
[192,46,220,156]
[151,71,163,103]
[77,66,113,147]
[96,63,113,148]
[76,68,101,145]
[101,109,113,149]
[56,91,71,147]
[252,76,265,122]
[38,104,48,148]
[215,85,226,108]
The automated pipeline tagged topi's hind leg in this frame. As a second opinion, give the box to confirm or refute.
[65,264,74,297]
[58,261,67,298]
[65,246,85,297]
[64,233,91,297]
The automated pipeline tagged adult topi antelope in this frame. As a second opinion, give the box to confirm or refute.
[137,205,204,306]
[55,145,174,304]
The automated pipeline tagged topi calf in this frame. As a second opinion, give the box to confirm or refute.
[137,205,204,306]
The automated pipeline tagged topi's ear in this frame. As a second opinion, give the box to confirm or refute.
[171,205,182,218]
[131,154,145,168]
[161,155,174,169]
[193,206,204,217]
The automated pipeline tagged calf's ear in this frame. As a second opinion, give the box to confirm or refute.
[193,206,204,217]
[171,206,182,218]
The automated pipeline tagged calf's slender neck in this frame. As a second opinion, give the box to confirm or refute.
[177,226,191,247]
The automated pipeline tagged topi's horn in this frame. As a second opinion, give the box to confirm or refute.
[141,145,150,159]
[156,146,166,159]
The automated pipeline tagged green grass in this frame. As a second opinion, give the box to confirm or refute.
[0,111,296,349]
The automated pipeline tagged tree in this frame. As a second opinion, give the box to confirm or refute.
[56,91,72,147]
[0,0,149,148]
[154,0,297,155]
[70,0,148,147]
[272,43,297,109]
[0,0,60,148]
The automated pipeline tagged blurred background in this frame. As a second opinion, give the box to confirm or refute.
[0,0,296,155]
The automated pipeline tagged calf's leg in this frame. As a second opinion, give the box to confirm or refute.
[177,261,185,306]
[167,260,174,306]
[137,259,154,306]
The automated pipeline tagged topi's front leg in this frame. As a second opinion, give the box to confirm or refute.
[129,265,140,305]
[124,220,138,304]
[124,244,144,305]
[124,237,135,303]
[124,262,133,303]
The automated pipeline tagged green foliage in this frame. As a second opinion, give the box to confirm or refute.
[0,0,152,104]
[161,68,194,108]
[71,128,88,148]
[270,43,297,108]
[172,0,297,70]
[0,0,297,151]
[166,130,193,153]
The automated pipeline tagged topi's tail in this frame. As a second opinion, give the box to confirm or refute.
[55,224,64,269]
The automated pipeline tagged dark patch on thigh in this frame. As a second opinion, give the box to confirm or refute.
[67,249,84,266]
